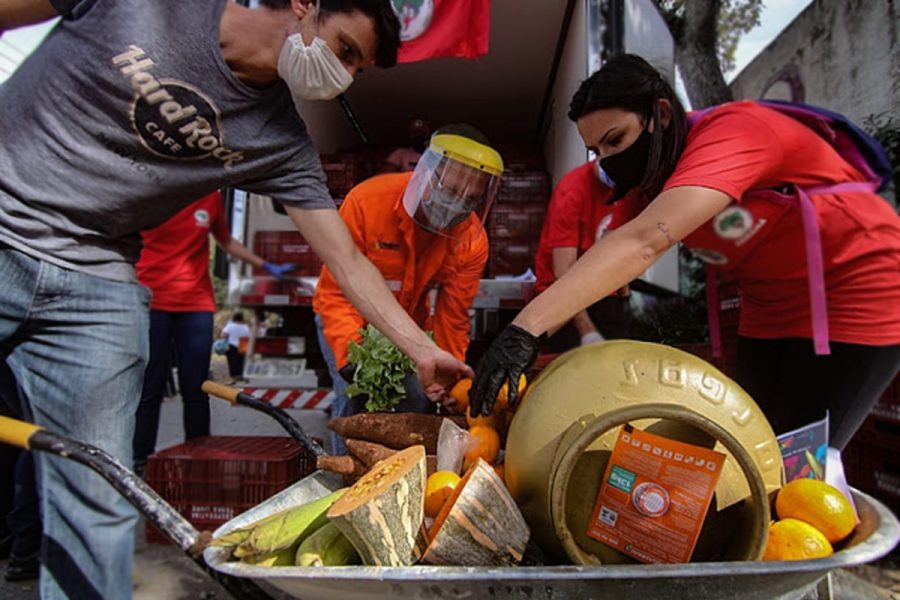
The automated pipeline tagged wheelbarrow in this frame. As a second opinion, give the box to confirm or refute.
[200,382,900,599]
[2,391,898,600]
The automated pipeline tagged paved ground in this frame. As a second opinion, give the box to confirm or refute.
[1,359,898,599]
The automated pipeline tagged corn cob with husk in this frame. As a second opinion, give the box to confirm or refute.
[231,488,347,559]
[295,522,360,567]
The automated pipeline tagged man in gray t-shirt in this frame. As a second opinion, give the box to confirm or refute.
[0,1,472,597]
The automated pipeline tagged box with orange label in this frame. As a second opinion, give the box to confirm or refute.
[586,425,726,564]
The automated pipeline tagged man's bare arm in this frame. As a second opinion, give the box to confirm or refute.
[0,0,57,34]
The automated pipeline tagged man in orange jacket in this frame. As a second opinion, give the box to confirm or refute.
[314,125,503,451]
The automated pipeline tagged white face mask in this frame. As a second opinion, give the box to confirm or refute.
[277,33,353,103]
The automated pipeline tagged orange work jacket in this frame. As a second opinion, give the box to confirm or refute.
[313,173,489,368]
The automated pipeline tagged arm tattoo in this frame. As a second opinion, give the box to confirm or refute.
[656,222,674,245]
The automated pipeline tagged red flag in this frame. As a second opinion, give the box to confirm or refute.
[394,0,490,63]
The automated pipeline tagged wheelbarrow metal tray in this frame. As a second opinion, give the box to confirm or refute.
[205,480,899,600]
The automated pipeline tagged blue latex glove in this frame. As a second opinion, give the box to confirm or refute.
[263,261,298,280]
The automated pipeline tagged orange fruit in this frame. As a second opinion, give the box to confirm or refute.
[762,518,833,561]
[496,374,527,412]
[466,407,502,429]
[424,470,462,518]
[463,425,500,470]
[775,479,857,543]
[449,378,472,414]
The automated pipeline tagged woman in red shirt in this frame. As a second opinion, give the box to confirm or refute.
[472,54,900,449]
[534,161,635,351]
[132,192,294,474]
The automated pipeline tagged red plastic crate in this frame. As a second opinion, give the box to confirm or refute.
[145,435,315,544]
[494,143,546,172]
[488,241,538,277]
[870,375,900,424]
[488,202,547,240]
[320,153,363,198]
[252,230,324,277]
[842,440,900,516]
[498,171,551,204]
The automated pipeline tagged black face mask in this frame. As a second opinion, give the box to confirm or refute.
[600,128,651,201]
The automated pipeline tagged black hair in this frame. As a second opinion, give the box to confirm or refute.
[232,312,245,323]
[259,0,401,68]
[433,123,493,148]
[568,54,688,200]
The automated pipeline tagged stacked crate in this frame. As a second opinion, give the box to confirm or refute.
[320,153,364,202]
[844,375,900,515]
[145,436,316,543]
[253,230,323,278]
[487,171,551,277]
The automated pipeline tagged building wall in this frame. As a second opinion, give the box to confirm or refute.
[543,0,589,189]
[729,0,899,125]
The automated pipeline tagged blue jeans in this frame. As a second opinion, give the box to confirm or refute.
[133,310,213,468]
[0,245,149,600]
[314,314,433,455]
[314,315,354,454]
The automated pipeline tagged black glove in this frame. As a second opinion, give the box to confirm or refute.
[471,324,540,417]
[338,363,356,384]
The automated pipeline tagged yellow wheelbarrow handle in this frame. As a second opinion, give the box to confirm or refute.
[0,415,42,449]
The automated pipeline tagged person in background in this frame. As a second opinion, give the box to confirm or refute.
[316,125,503,452]
[381,118,432,173]
[132,192,295,475]
[221,312,252,385]
[0,3,469,597]
[471,54,900,452]
[534,160,640,353]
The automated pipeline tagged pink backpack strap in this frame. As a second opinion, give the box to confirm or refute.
[706,267,722,358]
[770,181,878,355]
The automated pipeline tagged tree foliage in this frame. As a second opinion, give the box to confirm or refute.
[653,0,764,107]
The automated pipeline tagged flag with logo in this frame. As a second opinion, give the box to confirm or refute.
[393,0,490,63]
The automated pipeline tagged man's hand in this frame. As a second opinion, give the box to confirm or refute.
[263,261,298,280]
[414,346,473,397]
[470,325,539,417]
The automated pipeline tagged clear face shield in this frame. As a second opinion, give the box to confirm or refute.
[402,134,503,238]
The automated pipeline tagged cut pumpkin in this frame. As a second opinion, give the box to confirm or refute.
[327,445,427,566]
[423,458,530,566]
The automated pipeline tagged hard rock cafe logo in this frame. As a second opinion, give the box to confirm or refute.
[111,46,244,170]
[391,0,434,41]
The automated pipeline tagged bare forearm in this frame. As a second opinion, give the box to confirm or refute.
[551,248,596,336]
[514,186,732,335]
[0,0,56,32]
[329,250,435,361]
[515,226,662,335]
[219,237,265,269]
[287,207,435,364]
[571,310,597,336]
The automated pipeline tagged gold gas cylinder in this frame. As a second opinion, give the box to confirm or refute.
[505,340,782,564]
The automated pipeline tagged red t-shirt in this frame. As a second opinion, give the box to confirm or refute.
[666,101,900,346]
[137,192,230,312]
[535,161,637,292]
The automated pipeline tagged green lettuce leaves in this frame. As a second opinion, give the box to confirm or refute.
[345,325,420,412]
